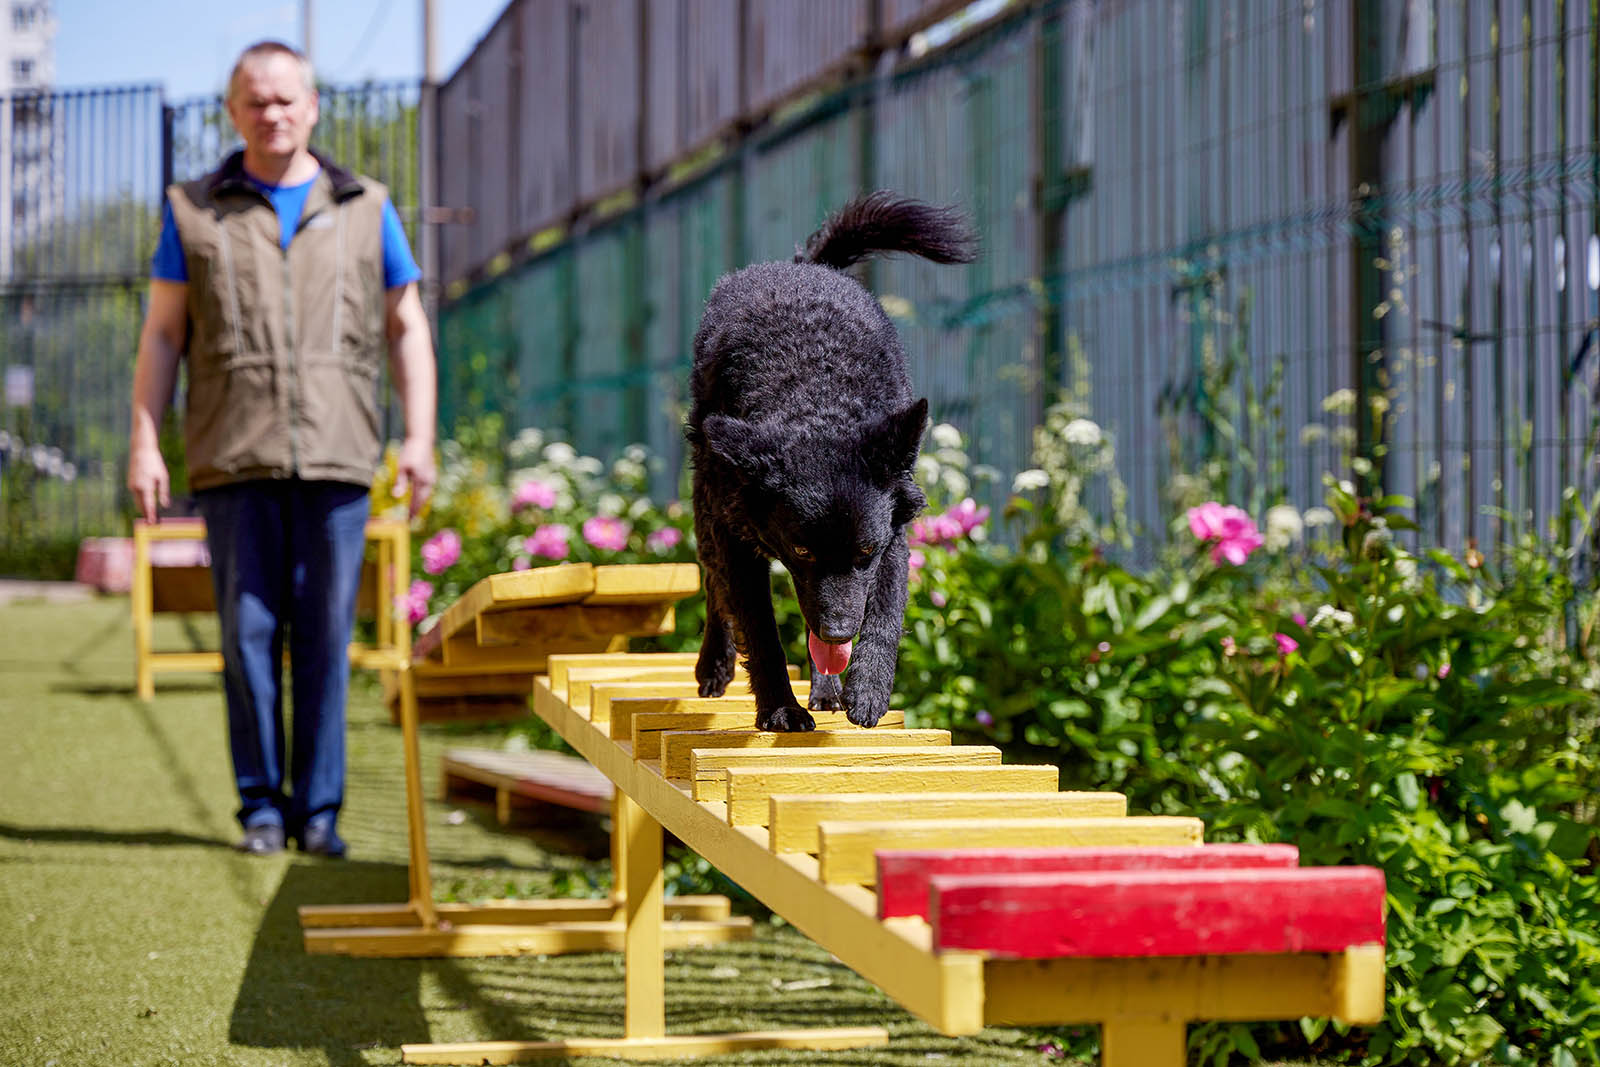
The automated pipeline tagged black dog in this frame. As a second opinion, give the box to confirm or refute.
[686,192,976,732]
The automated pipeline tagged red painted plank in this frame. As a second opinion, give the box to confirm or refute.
[930,867,1386,958]
[876,844,1300,920]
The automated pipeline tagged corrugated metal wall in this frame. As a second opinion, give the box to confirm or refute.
[436,0,1599,554]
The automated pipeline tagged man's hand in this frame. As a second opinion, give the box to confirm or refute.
[393,436,436,518]
[128,444,171,524]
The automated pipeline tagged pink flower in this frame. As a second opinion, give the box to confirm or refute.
[909,512,965,547]
[947,498,990,535]
[1221,635,1237,657]
[1274,632,1299,656]
[975,709,994,727]
[525,523,570,560]
[512,478,558,510]
[582,515,630,552]
[1186,502,1265,566]
[420,528,462,574]
[907,548,926,579]
[400,579,433,625]
[1292,612,1307,628]
[1437,662,1451,680]
[930,590,947,608]
[511,555,532,571]
[646,527,682,553]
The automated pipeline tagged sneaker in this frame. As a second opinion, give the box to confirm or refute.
[298,822,347,858]
[235,824,285,855]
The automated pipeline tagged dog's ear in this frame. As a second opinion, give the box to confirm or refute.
[699,414,781,484]
[864,397,929,482]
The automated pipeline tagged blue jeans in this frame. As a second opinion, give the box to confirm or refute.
[196,479,370,837]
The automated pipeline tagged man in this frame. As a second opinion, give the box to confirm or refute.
[127,40,436,858]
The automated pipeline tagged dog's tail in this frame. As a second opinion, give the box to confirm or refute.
[796,191,977,270]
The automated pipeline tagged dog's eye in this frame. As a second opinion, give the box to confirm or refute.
[792,546,814,562]
[856,545,878,565]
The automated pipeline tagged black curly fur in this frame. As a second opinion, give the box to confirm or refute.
[688,193,976,732]
[795,190,978,270]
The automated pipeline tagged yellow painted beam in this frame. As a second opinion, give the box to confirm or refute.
[639,707,902,760]
[546,652,702,695]
[146,651,226,673]
[303,918,753,958]
[592,681,757,725]
[817,816,1205,885]
[476,603,675,646]
[297,895,733,928]
[441,634,622,670]
[661,728,951,780]
[1101,1018,1187,1067]
[608,684,821,738]
[691,746,1001,800]
[768,791,1129,853]
[718,765,1061,825]
[401,1027,889,1064]
[437,564,596,645]
[569,667,702,711]
[983,945,1387,1026]
[586,562,702,605]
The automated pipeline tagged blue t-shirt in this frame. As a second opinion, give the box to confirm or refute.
[151,171,421,289]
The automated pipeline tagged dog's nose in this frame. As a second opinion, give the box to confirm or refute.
[817,624,856,644]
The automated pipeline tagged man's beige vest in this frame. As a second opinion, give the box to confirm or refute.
[166,150,390,491]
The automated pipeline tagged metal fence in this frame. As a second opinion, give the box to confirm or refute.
[435,0,1600,558]
[0,81,419,557]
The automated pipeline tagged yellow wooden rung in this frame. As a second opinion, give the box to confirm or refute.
[567,666,703,708]
[640,705,908,763]
[604,671,805,734]
[767,790,1129,852]
[660,728,950,779]
[545,651,701,695]
[816,815,1206,885]
[585,562,701,604]
[719,764,1061,824]
[592,681,758,727]
[401,1026,889,1064]
[691,746,999,800]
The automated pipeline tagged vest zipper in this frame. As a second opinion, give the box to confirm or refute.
[283,188,332,478]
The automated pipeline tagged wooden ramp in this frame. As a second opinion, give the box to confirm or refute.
[298,562,754,958]
[394,638,1386,1065]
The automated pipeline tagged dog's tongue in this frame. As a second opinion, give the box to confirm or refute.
[808,631,852,676]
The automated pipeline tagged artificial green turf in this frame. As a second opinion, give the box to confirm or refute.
[0,595,1073,1066]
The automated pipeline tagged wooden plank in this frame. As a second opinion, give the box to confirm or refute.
[983,945,1388,1027]
[877,843,1300,919]
[931,866,1387,958]
[771,792,1130,857]
[819,817,1207,885]
[147,651,225,673]
[476,603,675,645]
[441,633,621,669]
[585,562,701,604]
[306,918,753,958]
[442,748,615,814]
[637,704,895,761]
[719,765,1060,826]
[692,747,1001,800]
[568,666,703,711]
[592,681,756,725]
[402,1027,889,1064]
[546,652,701,695]
[298,895,735,928]
[661,728,950,780]
[606,680,814,736]
[437,564,597,644]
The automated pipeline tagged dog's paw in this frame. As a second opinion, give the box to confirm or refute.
[695,653,736,698]
[843,680,891,728]
[807,672,845,711]
[756,703,817,733]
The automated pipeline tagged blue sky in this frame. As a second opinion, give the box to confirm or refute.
[53,0,508,98]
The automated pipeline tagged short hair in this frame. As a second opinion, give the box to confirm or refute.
[225,40,316,103]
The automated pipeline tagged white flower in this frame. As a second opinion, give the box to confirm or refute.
[572,457,604,476]
[1322,388,1358,414]
[1062,418,1102,447]
[543,442,577,465]
[1339,479,1356,495]
[971,464,1000,483]
[627,496,654,519]
[597,493,626,517]
[939,468,970,497]
[1264,504,1303,550]
[508,427,545,460]
[1303,507,1336,527]
[1310,605,1355,632]
[914,455,940,484]
[930,423,963,449]
[612,457,646,483]
[1351,456,1373,475]
[624,444,648,464]
[1012,468,1050,492]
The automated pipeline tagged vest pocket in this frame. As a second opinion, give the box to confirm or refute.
[185,357,283,480]
[297,353,382,475]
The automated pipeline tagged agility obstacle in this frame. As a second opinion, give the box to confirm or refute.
[361,562,1385,1066]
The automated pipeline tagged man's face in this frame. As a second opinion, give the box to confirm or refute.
[226,54,318,162]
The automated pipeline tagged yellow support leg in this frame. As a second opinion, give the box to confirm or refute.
[397,663,438,928]
[1101,1017,1186,1067]
[132,524,154,702]
[618,790,664,1039]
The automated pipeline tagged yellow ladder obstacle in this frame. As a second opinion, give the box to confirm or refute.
[297,562,754,958]
[383,570,1385,1066]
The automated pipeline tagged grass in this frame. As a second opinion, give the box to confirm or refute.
[0,594,1074,1066]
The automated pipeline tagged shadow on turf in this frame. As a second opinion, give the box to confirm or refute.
[0,821,233,849]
